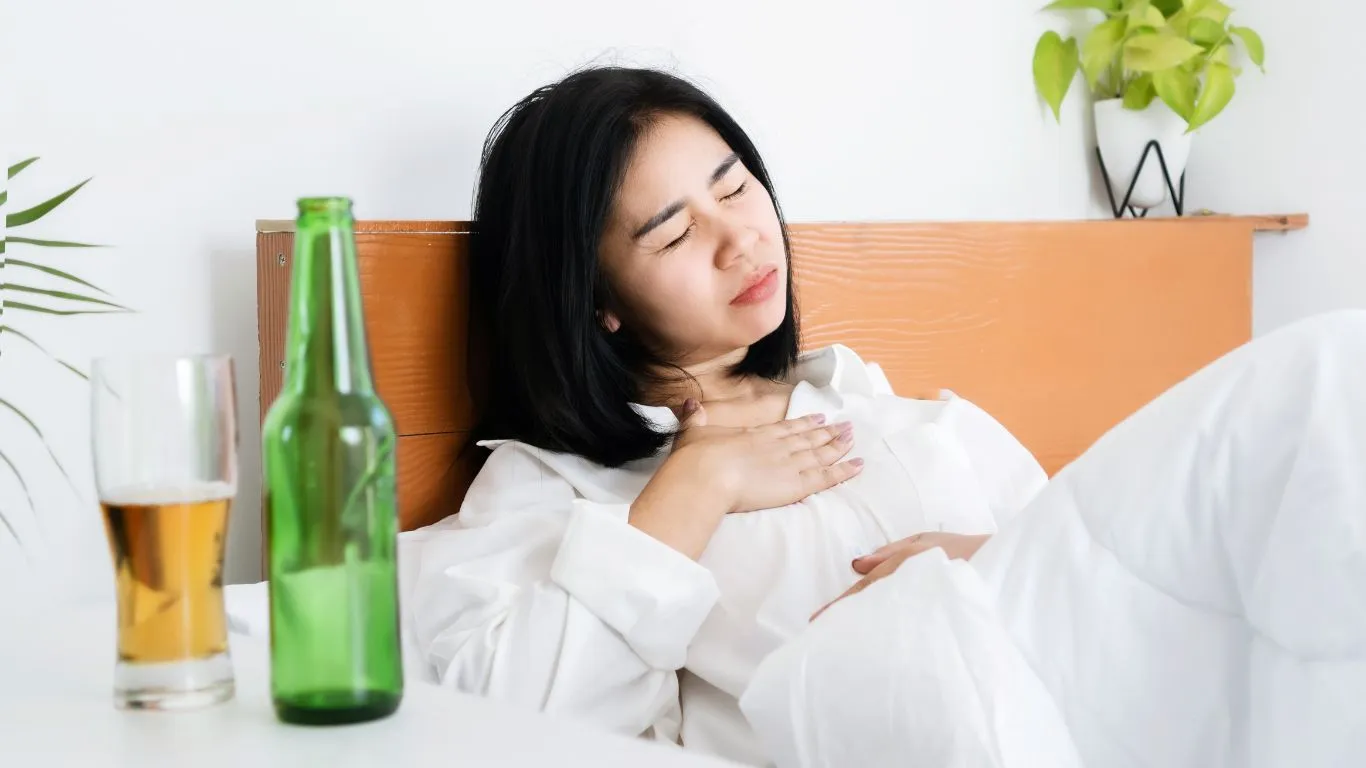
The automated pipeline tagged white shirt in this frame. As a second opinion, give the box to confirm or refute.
[401,344,1047,766]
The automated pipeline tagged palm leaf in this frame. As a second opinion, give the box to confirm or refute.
[0,447,34,545]
[6,178,91,228]
[3,284,129,310]
[8,157,39,179]
[2,301,125,317]
[0,397,82,500]
[0,506,22,549]
[0,190,7,208]
[8,260,113,296]
[0,325,89,380]
[7,237,105,248]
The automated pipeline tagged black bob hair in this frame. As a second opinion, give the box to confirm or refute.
[467,66,800,467]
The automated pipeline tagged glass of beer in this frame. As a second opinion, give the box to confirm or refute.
[92,354,238,710]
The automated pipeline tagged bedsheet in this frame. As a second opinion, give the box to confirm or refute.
[739,310,1366,768]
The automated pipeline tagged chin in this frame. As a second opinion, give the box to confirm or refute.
[736,296,787,344]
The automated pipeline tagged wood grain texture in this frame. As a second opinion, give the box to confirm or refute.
[255,231,473,436]
[256,220,472,234]
[355,232,472,436]
[255,232,293,424]
[397,432,478,530]
[789,219,1253,474]
[256,215,1304,534]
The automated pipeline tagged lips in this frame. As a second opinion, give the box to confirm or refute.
[731,265,780,305]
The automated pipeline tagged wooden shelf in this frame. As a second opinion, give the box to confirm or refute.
[1183,212,1309,232]
[256,213,1309,235]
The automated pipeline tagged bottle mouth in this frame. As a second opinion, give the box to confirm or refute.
[297,197,353,215]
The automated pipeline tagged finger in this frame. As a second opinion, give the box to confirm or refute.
[805,424,856,468]
[800,457,864,496]
[852,534,923,573]
[765,412,828,436]
[678,399,707,429]
[810,578,868,622]
[786,421,851,453]
[851,551,887,574]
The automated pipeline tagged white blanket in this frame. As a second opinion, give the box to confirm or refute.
[738,310,1366,768]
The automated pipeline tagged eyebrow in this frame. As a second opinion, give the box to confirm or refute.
[632,152,742,240]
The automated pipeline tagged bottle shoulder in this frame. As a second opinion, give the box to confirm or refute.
[263,390,396,436]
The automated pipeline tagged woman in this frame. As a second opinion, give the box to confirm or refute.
[405,66,1365,767]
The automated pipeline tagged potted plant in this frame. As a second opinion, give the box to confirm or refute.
[2,158,129,545]
[1032,0,1265,212]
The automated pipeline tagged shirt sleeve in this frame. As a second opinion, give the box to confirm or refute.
[937,394,1049,529]
[404,441,719,742]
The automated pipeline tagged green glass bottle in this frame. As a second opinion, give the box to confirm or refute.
[262,197,403,725]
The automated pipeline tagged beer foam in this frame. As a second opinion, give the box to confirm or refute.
[101,481,236,506]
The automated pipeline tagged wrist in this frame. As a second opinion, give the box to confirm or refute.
[667,443,737,512]
[628,447,731,559]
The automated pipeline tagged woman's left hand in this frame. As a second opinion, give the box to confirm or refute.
[810,532,992,621]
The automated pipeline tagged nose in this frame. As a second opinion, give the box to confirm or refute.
[713,214,760,270]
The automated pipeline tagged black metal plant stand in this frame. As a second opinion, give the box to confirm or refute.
[1096,139,1186,219]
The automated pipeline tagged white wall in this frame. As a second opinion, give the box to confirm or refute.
[1,0,1333,597]
[1182,0,1362,334]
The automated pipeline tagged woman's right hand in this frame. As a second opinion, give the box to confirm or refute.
[628,400,863,559]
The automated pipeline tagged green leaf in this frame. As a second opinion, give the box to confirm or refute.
[1230,25,1265,70]
[1043,0,1121,11]
[0,447,36,515]
[1033,31,1080,121]
[1186,0,1231,23]
[1188,17,1226,47]
[2,301,125,317]
[8,157,38,179]
[6,236,105,248]
[1123,31,1205,71]
[8,259,113,296]
[1083,17,1128,88]
[1166,8,1191,35]
[0,326,89,380]
[3,284,129,310]
[0,507,23,547]
[1188,60,1235,132]
[1209,42,1242,74]
[0,190,7,208]
[5,178,91,228]
[1152,0,1183,15]
[1128,3,1167,31]
[0,397,82,500]
[1123,74,1158,109]
[1153,66,1198,120]
[0,446,33,547]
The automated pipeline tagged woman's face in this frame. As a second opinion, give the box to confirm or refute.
[599,113,787,366]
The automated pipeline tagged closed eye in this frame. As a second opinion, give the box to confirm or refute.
[661,222,696,253]
[721,181,748,202]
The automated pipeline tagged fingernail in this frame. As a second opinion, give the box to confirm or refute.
[849,457,864,468]
[682,398,698,415]
[837,424,854,442]
[811,413,827,424]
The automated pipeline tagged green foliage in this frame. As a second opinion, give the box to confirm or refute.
[1031,0,1266,132]
[1,157,129,545]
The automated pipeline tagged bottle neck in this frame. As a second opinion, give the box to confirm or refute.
[283,200,374,395]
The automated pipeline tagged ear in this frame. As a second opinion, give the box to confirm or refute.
[598,309,622,333]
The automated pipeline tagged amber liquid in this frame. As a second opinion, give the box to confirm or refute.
[101,494,230,664]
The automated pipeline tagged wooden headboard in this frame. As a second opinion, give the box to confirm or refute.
[256,214,1306,533]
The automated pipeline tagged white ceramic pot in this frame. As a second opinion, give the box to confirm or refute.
[1094,98,1193,211]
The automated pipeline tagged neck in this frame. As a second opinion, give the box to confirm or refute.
[643,347,771,408]
[282,198,375,395]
